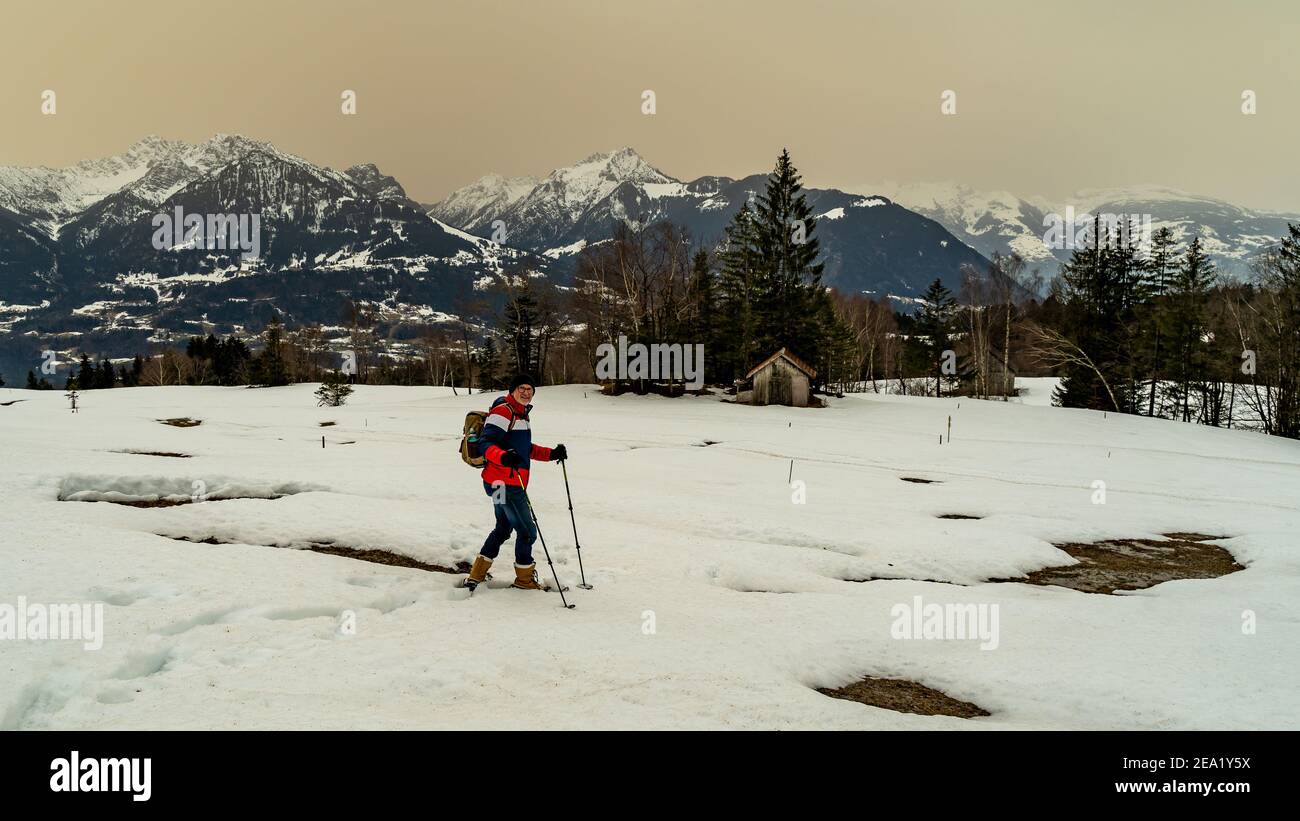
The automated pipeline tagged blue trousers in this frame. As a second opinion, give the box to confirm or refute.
[480,481,537,565]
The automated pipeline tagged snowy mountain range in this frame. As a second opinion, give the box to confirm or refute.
[0,135,537,379]
[426,148,990,297]
[858,181,1300,278]
[4,133,1297,383]
[0,138,997,383]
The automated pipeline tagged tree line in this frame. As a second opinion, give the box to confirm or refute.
[1024,220,1300,438]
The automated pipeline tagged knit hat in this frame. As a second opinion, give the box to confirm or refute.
[509,373,536,392]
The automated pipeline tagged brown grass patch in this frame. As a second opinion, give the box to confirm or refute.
[115,450,192,458]
[67,494,283,507]
[158,417,201,428]
[818,676,989,718]
[990,535,1242,594]
[169,536,464,574]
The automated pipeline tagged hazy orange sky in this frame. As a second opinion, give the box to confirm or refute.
[4,0,1299,209]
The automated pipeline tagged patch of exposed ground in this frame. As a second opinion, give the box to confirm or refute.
[169,536,464,574]
[113,450,192,458]
[158,418,201,427]
[844,575,964,585]
[1162,532,1229,542]
[990,535,1242,594]
[818,676,990,718]
[63,495,285,508]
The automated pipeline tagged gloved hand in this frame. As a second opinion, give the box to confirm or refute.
[551,444,568,462]
[499,450,524,468]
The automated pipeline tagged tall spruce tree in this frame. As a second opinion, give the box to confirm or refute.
[1053,216,1134,411]
[713,150,832,388]
[118,355,142,388]
[1141,226,1178,415]
[751,149,826,362]
[686,249,715,381]
[501,286,543,377]
[252,316,289,386]
[77,354,96,391]
[1162,236,1216,422]
[1108,216,1145,412]
[97,360,116,389]
[811,289,857,392]
[715,202,763,383]
[913,277,958,397]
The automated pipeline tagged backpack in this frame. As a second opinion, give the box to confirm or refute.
[458,405,517,467]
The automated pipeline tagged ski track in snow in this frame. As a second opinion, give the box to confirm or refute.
[1,382,1298,729]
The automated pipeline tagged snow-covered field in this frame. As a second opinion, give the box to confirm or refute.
[1,381,1298,729]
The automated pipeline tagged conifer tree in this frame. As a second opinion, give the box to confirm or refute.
[912,277,958,397]
[77,354,96,391]
[751,149,825,361]
[1141,226,1178,415]
[97,360,116,389]
[1162,237,1216,421]
[686,249,716,382]
[252,316,289,386]
[715,202,763,383]
[315,370,354,407]
[1052,216,1134,410]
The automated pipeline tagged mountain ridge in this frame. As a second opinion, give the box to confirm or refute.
[427,147,991,297]
[854,179,1300,277]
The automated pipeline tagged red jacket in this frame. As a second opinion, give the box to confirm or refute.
[480,394,553,488]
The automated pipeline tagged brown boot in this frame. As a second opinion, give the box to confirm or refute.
[463,554,493,588]
[511,563,550,591]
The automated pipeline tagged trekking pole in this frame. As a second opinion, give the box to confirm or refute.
[560,459,592,589]
[512,467,574,609]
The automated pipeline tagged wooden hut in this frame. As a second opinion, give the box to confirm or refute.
[743,348,817,407]
[959,343,1018,397]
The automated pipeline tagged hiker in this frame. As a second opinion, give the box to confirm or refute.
[465,373,568,591]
